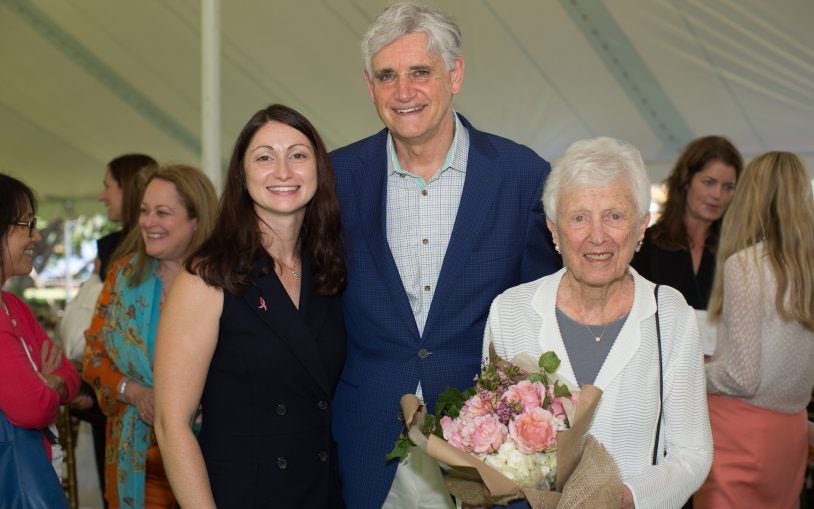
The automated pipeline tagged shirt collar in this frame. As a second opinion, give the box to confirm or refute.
[387,111,467,177]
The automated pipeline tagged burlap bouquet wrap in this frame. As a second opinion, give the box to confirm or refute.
[399,380,621,509]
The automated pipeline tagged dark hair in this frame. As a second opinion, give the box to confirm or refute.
[0,173,38,283]
[107,154,158,235]
[650,136,743,251]
[189,104,346,296]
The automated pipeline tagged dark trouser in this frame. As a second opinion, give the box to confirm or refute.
[70,380,108,509]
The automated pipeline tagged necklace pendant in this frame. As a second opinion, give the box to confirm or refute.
[594,336,601,342]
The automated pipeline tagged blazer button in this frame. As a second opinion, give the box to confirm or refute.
[418,348,430,359]
[276,457,288,470]
[397,410,404,422]
[318,450,329,462]
[317,400,328,410]
[276,404,286,416]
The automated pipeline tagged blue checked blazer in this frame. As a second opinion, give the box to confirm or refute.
[330,113,559,508]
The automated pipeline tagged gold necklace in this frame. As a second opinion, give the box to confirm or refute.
[275,258,301,280]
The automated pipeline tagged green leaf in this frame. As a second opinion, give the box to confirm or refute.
[385,436,414,463]
[553,379,572,398]
[420,413,437,437]
[539,351,561,374]
[435,387,467,420]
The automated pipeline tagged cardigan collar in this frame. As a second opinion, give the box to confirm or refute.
[530,266,658,388]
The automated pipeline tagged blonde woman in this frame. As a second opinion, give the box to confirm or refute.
[695,152,814,508]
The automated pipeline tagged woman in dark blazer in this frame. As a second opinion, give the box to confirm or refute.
[153,104,346,508]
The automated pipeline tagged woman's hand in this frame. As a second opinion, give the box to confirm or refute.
[39,340,67,399]
[125,380,155,425]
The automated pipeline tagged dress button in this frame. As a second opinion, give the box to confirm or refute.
[317,400,328,410]
[276,404,286,416]
[318,450,329,462]
[418,348,430,359]
[276,457,288,469]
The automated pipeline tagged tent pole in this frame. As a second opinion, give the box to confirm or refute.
[201,0,221,191]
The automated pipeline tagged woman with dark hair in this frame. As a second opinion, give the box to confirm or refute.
[632,136,741,311]
[0,173,80,506]
[154,104,347,508]
[96,153,158,279]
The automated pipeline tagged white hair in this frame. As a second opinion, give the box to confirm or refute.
[361,2,462,77]
[542,137,651,224]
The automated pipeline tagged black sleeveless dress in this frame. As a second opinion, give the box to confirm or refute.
[198,261,346,508]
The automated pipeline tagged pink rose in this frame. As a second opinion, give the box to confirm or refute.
[547,386,565,420]
[461,393,492,418]
[509,407,558,453]
[463,414,507,455]
[440,415,470,452]
[503,380,544,412]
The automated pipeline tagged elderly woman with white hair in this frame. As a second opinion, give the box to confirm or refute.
[483,137,712,508]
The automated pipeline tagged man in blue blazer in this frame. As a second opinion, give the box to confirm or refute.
[330,3,560,507]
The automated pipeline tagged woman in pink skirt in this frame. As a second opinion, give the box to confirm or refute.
[695,152,814,508]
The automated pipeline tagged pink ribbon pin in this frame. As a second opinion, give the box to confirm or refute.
[258,296,268,311]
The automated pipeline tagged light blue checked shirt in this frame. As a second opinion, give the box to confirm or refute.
[385,112,469,338]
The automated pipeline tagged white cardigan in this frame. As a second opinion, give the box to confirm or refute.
[483,268,712,509]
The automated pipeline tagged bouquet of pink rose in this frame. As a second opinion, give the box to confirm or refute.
[388,351,621,508]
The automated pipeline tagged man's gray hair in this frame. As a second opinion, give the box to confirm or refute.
[543,137,651,224]
[362,2,462,77]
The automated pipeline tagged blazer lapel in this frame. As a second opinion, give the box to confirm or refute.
[351,133,421,339]
[243,262,332,395]
[425,118,504,333]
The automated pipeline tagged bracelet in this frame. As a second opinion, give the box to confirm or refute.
[118,378,129,400]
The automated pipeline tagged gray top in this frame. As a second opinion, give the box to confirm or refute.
[556,307,628,386]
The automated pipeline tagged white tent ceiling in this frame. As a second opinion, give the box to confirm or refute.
[1,0,813,217]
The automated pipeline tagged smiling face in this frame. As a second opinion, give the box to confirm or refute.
[2,201,40,281]
[364,32,463,147]
[97,168,124,222]
[139,179,197,264]
[549,179,649,290]
[684,160,737,225]
[244,120,318,224]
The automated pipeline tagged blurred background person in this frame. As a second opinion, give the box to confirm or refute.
[155,104,346,508]
[695,152,814,509]
[96,154,159,280]
[484,138,712,508]
[632,136,741,357]
[1,173,80,506]
[83,165,217,509]
[60,153,156,507]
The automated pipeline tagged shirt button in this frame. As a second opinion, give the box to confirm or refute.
[421,189,428,196]
[421,238,429,245]
[276,457,288,469]
[317,400,328,410]
[418,348,430,359]
[276,404,286,416]
[424,285,431,292]
[318,450,329,462]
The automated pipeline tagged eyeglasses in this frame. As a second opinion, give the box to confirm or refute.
[12,217,37,237]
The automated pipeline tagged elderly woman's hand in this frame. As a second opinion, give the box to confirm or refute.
[123,380,155,425]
